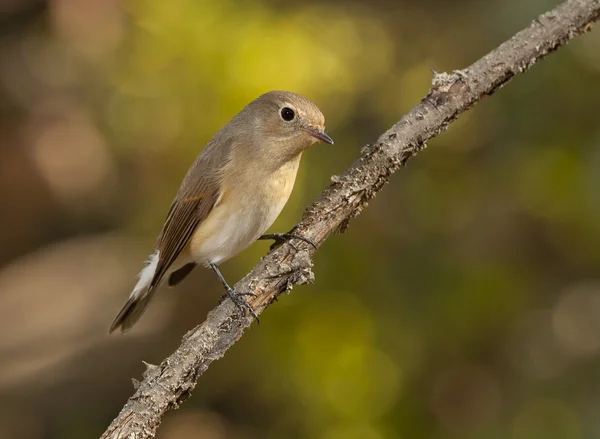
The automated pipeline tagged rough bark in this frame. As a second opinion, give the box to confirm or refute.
[101,0,600,437]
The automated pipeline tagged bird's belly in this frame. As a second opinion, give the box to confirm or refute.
[188,157,300,265]
[189,186,291,265]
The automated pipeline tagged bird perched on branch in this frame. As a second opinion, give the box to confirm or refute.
[109,90,333,333]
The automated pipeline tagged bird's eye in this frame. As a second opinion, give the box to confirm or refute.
[280,107,295,121]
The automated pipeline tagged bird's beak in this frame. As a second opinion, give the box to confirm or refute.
[305,127,334,145]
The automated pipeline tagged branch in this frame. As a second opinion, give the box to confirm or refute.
[101,1,600,437]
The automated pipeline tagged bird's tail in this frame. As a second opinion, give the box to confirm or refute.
[109,251,160,334]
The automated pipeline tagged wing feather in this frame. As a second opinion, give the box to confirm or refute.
[149,134,233,290]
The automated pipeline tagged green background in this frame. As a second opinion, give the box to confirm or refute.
[0,0,599,438]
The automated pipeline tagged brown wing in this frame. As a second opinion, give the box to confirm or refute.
[149,192,216,289]
[148,138,231,290]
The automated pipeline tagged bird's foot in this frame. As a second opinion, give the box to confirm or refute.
[258,233,317,252]
[225,287,259,322]
[209,261,259,322]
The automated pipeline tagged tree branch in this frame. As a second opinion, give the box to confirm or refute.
[101,1,600,437]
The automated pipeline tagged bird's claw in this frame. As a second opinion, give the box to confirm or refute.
[259,233,317,251]
[225,287,259,322]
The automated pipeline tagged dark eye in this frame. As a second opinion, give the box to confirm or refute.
[280,107,295,121]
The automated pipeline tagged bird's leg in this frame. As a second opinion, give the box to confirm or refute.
[208,262,259,322]
[258,233,318,252]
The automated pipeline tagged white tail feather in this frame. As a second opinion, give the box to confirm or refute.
[131,251,159,299]
[109,250,161,333]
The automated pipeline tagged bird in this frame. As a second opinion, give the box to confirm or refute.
[109,90,333,333]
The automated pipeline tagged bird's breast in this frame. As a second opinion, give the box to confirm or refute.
[189,156,301,265]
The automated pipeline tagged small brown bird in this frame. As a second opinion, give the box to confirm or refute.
[109,90,333,333]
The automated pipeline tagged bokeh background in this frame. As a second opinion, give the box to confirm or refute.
[1,0,600,438]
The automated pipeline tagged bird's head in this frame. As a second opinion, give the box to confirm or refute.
[247,90,333,158]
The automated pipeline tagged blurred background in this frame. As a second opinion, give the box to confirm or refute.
[1,0,599,438]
